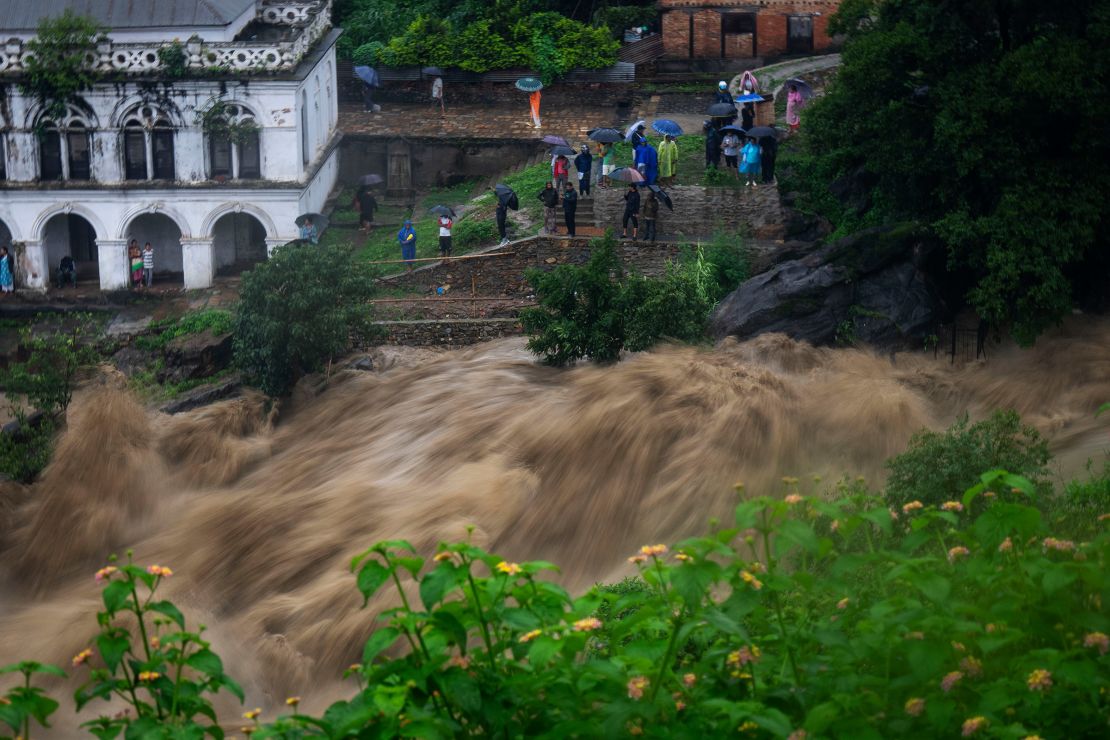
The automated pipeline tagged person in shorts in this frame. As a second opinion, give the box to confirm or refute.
[438,214,453,257]
[721,131,741,179]
[600,142,614,188]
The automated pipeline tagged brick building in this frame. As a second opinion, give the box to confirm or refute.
[659,0,840,61]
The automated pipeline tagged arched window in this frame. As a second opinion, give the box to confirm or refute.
[40,122,63,180]
[67,122,91,180]
[207,104,260,180]
[122,106,176,181]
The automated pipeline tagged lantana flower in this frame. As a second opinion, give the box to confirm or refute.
[961,716,987,736]
[904,697,925,717]
[626,676,648,700]
[1026,668,1052,692]
[495,562,522,576]
[572,617,601,632]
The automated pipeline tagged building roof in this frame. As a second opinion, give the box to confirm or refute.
[0,0,257,32]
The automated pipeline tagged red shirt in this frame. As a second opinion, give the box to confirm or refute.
[554,158,568,176]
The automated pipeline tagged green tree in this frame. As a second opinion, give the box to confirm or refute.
[20,11,104,121]
[233,243,379,396]
[803,0,1110,344]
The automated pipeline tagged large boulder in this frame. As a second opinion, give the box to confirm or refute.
[159,329,234,384]
[710,224,948,347]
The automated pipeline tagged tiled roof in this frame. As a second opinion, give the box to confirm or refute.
[1,0,256,31]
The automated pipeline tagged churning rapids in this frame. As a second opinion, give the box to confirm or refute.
[2,320,1108,731]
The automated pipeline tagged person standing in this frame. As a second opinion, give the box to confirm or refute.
[641,142,659,185]
[642,191,658,243]
[721,130,741,180]
[431,75,445,115]
[437,214,453,257]
[495,196,509,246]
[574,145,593,197]
[621,183,640,240]
[362,81,376,113]
[397,219,417,271]
[356,188,378,232]
[538,181,559,234]
[787,84,804,131]
[142,242,154,288]
[600,142,614,188]
[553,154,570,195]
[741,137,762,187]
[0,246,13,294]
[529,90,542,128]
[562,184,578,237]
[760,134,778,184]
[740,102,755,131]
[128,240,143,288]
[658,134,678,186]
[629,123,647,154]
[704,122,721,169]
[714,81,737,125]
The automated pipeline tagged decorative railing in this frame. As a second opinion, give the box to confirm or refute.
[0,0,331,76]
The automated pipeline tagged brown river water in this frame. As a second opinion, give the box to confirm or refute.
[1,320,1108,730]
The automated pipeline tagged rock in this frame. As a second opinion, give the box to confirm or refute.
[160,376,242,415]
[348,356,375,372]
[159,329,233,384]
[106,315,152,338]
[544,257,557,264]
[710,224,947,347]
[111,346,154,378]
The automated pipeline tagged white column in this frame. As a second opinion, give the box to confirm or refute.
[96,239,129,290]
[20,240,49,290]
[265,238,285,257]
[144,131,155,180]
[182,238,215,289]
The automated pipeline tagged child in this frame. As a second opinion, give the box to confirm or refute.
[142,242,154,287]
[438,214,453,257]
[741,137,762,187]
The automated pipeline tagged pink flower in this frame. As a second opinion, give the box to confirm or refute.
[94,566,118,583]
[947,546,970,562]
[146,565,173,578]
[72,648,93,667]
[640,544,668,557]
[1026,668,1052,692]
[1042,537,1076,553]
[836,598,849,610]
[998,537,1013,553]
[830,519,840,532]
[727,645,761,668]
[961,716,987,736]
[889,508,900,521]
[904,697,925,717]
[940,671,963,692]
[572,617,601,632]
[1083,631,1109,655]
[958,656,982,678]
[941,501,964,513]
[784,494,804,505]
[682,673,696,687]
[627,676,648,700]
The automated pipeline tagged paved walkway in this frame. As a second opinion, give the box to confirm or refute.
[339,102,619,142]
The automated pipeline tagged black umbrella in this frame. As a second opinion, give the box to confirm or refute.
[354,66,380,87]
[358,174,384,187]
[494,183,519,210]
[295,212,329,231]
[588,127,622,143]
[786,78,815,100]
[422,66,444,76]
[647,185,673,211]
[428,205,456,218]
[549,145,576,157]
[542,135,569,147]
[718,125,745,134]
[708,102,736,117]
[746,126,778,139]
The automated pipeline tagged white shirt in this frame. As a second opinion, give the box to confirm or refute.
[432,77,443,99]
[439,217,451,237]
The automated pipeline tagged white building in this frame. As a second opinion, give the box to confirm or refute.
[0,0,340,290]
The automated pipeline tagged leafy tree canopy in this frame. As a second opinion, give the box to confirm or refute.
[803,0,1110,344]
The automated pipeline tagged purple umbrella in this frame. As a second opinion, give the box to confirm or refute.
[542,135,569,147]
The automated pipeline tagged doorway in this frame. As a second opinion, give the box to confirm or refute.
[787,16,814,54]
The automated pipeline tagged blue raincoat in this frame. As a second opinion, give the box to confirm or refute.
[397,221,416,263]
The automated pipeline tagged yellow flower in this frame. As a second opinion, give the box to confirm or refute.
[940,670,963,692]
[627,554,647,565]
[674,699,686,711]
[941,501,964,512]
[836,598,849,610]
[138,671,160,682]
[146,565,173,578]
[739,570,763,590]
[1083,631,1109,655]
[1026,668,1052,692]
[150,637,160,650]
[72,648,93,667]
[682,673,696,687]
[243,708,262,720]
[495,561,522,576]
[433,551,453,562]
[626,676,649,700]
[674,553,692,562]
[784,494,803,505]
[1022,736,1043,740]
[947,546,970,562]
[519,629,542,643]
[640,544,668,557]
[961,716,987,736]
[572,617,602,632]
[902,501,924,514]
[959,656,982,678]
[904,697,925,717]
[348,663,362,672]
[94,566,118,583]
[285,696,300,707]
[739,721,759,732]
[998,537,1013,552]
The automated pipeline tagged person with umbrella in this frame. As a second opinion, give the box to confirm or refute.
[530,90,542,128]
[538,181,559,234]
[562,183,578,237]
[600,141,615,189]
[741,136,762,188]
[621,183,640,240]
[354,187,378,233]
[721,128,741,180]
[704,121,721,169]
[553,152,570,196]
[431,74,445,115]
[397,219,417,270]
[658,134,678,186]
[495,191,510,246]
[637,141,659,186]
[355,66,380,112]
[574,145,593,197]
[714,81,737,125]
[741,101,755,131]
[437,212,453,257]
[787,84,805,131]
[642,189,659,243]
[299,216,319,244]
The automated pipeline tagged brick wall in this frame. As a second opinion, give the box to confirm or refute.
[756,12,789,57]
[659,0,840,60]
[723,32,754,58]
[691,9,723,58]
[661,11,691,59]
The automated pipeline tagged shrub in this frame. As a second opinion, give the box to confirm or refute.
[156,41,188,78]
[885,410,1052,508]
[134,309,233,352]
[350,41,384,67]
[1,315,103,418]
[698,231,750,302]
[0,416,57,484]
[592,5,659,38]
[233,243,379,396]
[452,218,499,252]
[623,256,714,351]
[20,11,103,121]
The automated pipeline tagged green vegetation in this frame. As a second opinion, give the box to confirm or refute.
[520,234,728,365]
[133,309,233,352]
[0,316,102,482]
[233,243,379,396]
[885,410,1052,508]
[333,1,645,78]
[797,0,1110,344]
[20,11,103,121]
[10,457,1107,737]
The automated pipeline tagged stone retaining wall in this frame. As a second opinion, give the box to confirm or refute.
[590,184,785,240]
[370,318,522,347]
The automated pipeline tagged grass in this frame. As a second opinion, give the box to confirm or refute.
[133,309,233,352]
[128,361,235,403]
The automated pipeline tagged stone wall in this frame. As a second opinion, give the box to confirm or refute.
[344,78,637,110]
[590,185,785,240]
[370,318,522,347]
[382,237,688,298]
[338,136,541,191]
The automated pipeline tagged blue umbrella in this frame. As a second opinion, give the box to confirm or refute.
[515,77,543,92]
[651,119,684,137]
[354,66,380,87]
[734,93,762,103]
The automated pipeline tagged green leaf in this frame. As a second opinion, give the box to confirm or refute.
[394,556,424,579]
[805,701,842,733]
[775,518,819,556]
[186,649,224,677]
[527,636,560,665]
[439,670,482,713]
[96,633,131,673]
[219,674,245,702]
[148,601,186,629]
[372,685,407,717]
[362,627,401,664]
[419,565,458,609]
[356,559,392,607]
[1042,566,1077,595]
[912,572,951,603]
[430,611,468,648]
[102,580,133,613]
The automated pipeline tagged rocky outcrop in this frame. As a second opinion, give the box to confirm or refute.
[159,329,234,384]
[710,224,949,346]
